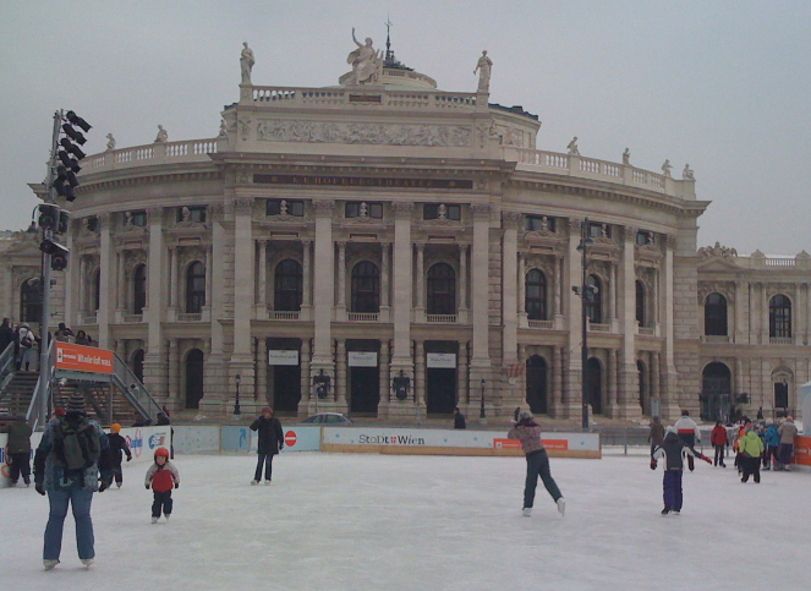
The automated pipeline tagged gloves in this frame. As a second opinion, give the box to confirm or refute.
[35,482,46,496]
[126,456,132,462]
[174,482,179,489]
[145,484,150,490]
[649,459,657,470]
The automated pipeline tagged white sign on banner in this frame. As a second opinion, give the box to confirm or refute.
[348,351,378,367]
[427,352,456,369]
[269,350,299,366]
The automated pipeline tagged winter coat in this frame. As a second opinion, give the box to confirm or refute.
[778,421,798,445]
[5,420,32,454]
[107,433,132,464]
[764,425,780,448]
[648,422,665,446]
[652,432,695,471]
[145,461,179,493]
[33,415,111,492]
[249,416,284,455]
[739,431,764,458]
[18,326,36,349]
[453,412,466,429]
[674,416,701,443]
[0,324,14,352]
[507,420,545,455]
[710,425,728,446]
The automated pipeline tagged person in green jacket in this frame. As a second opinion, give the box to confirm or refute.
[739,420,765,484]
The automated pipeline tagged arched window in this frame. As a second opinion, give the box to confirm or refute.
[585,275,602,324]
[704,292,727,336]
[20,278,42,323]
[635,280,646,326]
[351,261,380,313]
[92,268,101,312]
[185,261,206,313]
[132,264,146,315]
[131,349,145,383]
[274,259,302,311]
[427,263,456,315]
[525,269,547,321]
[769,294,791,338]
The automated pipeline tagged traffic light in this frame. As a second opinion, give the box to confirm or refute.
[37,204,70,234]
[40,238,70,271]
[52,110,91,203]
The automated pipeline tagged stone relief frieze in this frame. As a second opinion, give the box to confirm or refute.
[256,119,472,147]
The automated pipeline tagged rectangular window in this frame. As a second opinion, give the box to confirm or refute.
[345,202,383,219]
[129,211,147,227]
[636,231,653,246]
[774,383,789,409]
[177,206,207,223]
[423,204,461,221]
[525,215,556,232]
[266,199,304,217]
[588,222,609,239]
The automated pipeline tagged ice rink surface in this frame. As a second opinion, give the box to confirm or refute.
[1,452,808,591]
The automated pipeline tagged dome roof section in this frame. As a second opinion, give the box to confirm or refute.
[338,67,437,90]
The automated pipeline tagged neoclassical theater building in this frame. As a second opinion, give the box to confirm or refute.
[2,40,809,421]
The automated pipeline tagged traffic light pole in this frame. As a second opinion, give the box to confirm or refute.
[37,110,63,425]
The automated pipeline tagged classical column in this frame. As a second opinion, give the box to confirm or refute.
[806,283,811,345]
[415,341,425,407]
[652,268,659,328]
[660,235,679,418]
[554,255,563,317]
[380,242,390,316]
[551,346,562,417]
[115,251,125,312]
[378,340,390,410]
[168,247,177,310]
[619,226,640,419]
[651,351,661,412]
[336,241,347,319]
[607,349,618,414]
[502,212,520,365]
[336,339,347,406]
[77,256,87,318]
[564,219,583,417]
[204,244,212,314]
[256,336,268,405]
[390,203,413,375]
[457,341,469,406]
[458,243,468,319]
[231,197,255,359]
[299,339,311,415]
[97,213,114,347]
[470,204,491,367]
[311,201,335,374]
[167,339,179,407]
[517,253,526,315]
[609,263,619,327]
[64,227,77,326]
[143,208,167,401]
[794,283,802,346]
[761,283,769,344]
[415,242,425,315]
[202,203,226,412]
[256,240,267,316]
[301,240,312,313]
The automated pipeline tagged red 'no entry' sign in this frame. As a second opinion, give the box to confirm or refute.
[284,431,297,447]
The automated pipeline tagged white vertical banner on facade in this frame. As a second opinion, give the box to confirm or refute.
[427,353,456,369]
[269,350,299,366]
[348,351,378,367]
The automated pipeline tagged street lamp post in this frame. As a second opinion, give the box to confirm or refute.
[575,219,594,432]
[233,374,242,416]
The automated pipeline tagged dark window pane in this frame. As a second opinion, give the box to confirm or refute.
[769,294,791,338]
[705,293,728,336]
[185,261,206,313]
[133,265,146,314]
[635,281,645,326]
[525,269,547,320]
[369,203,383,219]
[345,203,360,218]
[20,278,42,323]
[427,263,456,315]
[274,259,302,311]
[423,204,439,220]
[585,275,602,324]
[351,261,380,313]
[288,201,304,216]
[266,200,281,216]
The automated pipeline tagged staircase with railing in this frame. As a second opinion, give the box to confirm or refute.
[0,341,15,396]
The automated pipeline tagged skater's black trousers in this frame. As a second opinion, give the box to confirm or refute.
[713,445,725,466]
[741,456,761,483]
[523,449,562,509]
[9,453,31,482]
[255,453,274,481]
[112,461,124,485]
[152,491,173,518]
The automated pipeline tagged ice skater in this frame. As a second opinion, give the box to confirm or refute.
[739,420,764,483]
[710,420,728,467]
[651,426,711,515]
[249,407,284,485]
[145,447,179,523]
[507,409,565,518]
[107,423,132,488]
[674,410,701,471]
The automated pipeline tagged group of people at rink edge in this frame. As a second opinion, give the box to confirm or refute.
[2,392,803,570]
[647,410,800,515]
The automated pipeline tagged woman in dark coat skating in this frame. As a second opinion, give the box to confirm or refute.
[249,407,284,485]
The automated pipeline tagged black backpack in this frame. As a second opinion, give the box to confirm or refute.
[53,417,100,471]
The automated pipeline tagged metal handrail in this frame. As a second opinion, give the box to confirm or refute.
[0,341,16,399]
[110,351,162,424]
[27,340,55,431]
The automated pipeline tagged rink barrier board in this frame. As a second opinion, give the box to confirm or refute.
[794,436,811,467]
[320,443,600,459]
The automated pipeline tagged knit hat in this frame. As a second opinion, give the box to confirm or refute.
[54,406,66,417]
[518,410,533,422]
[66,392,85,414]
[110,423,122,433]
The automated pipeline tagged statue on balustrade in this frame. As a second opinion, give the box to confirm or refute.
[155,125,168,143]
[347,28,383,85]
[622,147,630,165]
[106,133,116,151]
[661,159,672,177]
[567,136,580,155]
[682,163,695,180]
[240,42,255,85]
[473,50,493,93]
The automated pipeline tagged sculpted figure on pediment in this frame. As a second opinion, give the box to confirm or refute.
[240,42,255,85]
[347,28,383,85]
[473,50,493,93]
[698,242,738,258]
[257,120,470,147]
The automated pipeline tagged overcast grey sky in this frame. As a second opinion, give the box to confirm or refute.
[1,0,809,255]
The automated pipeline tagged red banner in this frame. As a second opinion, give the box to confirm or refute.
[794,436,811,466]
[55,342,114,374]
[493,438,569,451]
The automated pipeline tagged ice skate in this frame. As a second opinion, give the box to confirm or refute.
[251,479,259,486]
[522,507,532,517]
[557,497,566,517]
[81,558,94,568]
[116,482,122,488]
[43,559,59,571]
[264,479,272,486]
[164,514,170,521]
[151,516,159,524]
[661,507,670,515]
[671,510,680,515]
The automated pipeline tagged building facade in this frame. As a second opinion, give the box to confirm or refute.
[4,45,808,421]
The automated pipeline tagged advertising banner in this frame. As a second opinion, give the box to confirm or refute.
[322,427,600,458]
[249,425,321,453]
[55,342,114,374]
[794,436,811,467]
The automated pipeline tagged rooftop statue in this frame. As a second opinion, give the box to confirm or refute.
[698,242,737,258]
[473,50,493,93]
[154,125,168,143]
[567,136,580,156]
[106,133,116,151]
[622,147,630,165]
[661,159,672,177]
[682,163,695,180]
[347,27,383,85]
[240,42,255,85]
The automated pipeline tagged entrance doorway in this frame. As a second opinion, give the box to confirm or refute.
[425,341,458,414]
[525,355,548,414]
[346,340,380,416]
[586,357,602,415]
[267,338,302,414]
[185,349,204,409]
[701,362,731,421]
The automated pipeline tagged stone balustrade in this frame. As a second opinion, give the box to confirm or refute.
[81,138,218,175]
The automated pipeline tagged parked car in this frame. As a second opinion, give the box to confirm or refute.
[300,412,352,425]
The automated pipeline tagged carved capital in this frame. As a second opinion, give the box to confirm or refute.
[665,235,677,249]
[392,202,414,217]
[313,200,335,216]
[233,198,254,214]
[502,211,523,229]
[624,226,638,241]
[146,207,162,218]
[471,203,491,219]
[567,218,583,233]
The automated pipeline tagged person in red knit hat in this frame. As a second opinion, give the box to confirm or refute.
[144,447,179,524]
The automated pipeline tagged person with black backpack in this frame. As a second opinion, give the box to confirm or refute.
[33,393,112,571]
